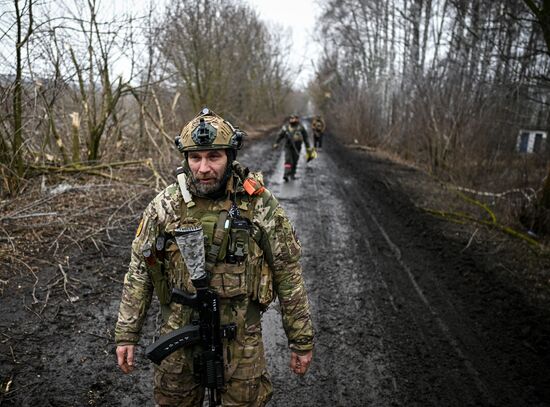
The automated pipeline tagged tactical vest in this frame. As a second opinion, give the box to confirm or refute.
[286,124,304,143]
[153,174,274,312]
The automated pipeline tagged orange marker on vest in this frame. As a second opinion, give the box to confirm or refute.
[243,178,265,196]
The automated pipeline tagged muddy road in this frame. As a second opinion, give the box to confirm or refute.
[2,129,550,406]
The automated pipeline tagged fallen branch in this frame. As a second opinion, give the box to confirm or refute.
[348,144,376,152]
[462,228,479,252]
[423,208,541,248]
[28,158,166,184]
[449,185,536,202]
[456,190,497,224]
[29,159,150,173]
[58,264,78,303]
[2,212,58,221]
[85,331,111,341]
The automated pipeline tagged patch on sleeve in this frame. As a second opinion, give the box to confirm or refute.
[135,218,144,238]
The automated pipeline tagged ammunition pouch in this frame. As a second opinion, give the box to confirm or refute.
[210,262,247,298]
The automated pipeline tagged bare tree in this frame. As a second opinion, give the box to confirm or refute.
[156,0,292,122]
[0,0,35,193]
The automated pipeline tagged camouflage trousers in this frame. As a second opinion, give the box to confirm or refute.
[153,332,273,407]
[284,142,301,177]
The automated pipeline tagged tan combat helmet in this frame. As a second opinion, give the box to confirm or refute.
[175,107,245,153]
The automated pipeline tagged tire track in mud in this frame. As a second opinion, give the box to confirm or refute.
[323,139,550,407]
[332,170,493,406]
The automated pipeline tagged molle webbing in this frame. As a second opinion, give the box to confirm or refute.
[205,210,228,273]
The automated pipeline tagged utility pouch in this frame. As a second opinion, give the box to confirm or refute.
[226,218,249,264]
[144,236,171,306]
[246,241,274,309]
[210,263,247,298]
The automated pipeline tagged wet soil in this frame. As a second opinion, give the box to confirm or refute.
[2,128,550,406]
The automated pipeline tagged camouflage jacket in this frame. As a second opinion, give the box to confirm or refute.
[312,118,326,133]
[115,162,314,354]
[275,124,310,148]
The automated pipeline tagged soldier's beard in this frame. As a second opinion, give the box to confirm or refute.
[193,176,223,196]
[191,165,231,197]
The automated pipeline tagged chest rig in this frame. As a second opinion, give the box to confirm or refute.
[172,169,264,301]
[184,197,251,297]
[148,167,273,317]
[286,124,304,143]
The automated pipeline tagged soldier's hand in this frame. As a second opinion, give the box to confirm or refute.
[290,350,313,375]
[272,143,279,149]
[116,344,135,374]
[306,147,317,162]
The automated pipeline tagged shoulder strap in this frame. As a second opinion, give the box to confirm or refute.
[176,167,196,208]
[205,210,229,273]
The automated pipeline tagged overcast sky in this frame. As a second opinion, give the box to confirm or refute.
[0,0,320,88]
[119,0,321,87]
[245,0,320,87]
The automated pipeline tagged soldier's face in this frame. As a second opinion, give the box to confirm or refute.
[188,149,228,195]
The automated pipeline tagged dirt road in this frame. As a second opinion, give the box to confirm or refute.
[2,129,550,406]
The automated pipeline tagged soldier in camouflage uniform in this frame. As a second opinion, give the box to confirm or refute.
[311,115,326,149]
[115,108,314,406]
[272,114,314,182]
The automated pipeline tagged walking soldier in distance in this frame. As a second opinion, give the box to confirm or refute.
[272,114,316,182]
[311,115,326,149]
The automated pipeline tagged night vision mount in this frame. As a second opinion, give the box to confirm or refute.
[192,118,217,146]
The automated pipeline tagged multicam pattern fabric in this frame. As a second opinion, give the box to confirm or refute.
[115,161,314,403]
[174,222,206,281]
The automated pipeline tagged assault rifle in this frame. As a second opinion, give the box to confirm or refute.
[145,224,236,406]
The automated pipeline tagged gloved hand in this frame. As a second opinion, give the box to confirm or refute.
[306,147,317,162]
[272,143,279,149]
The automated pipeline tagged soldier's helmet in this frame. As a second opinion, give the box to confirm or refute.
[175,107,245,154]
[289,114,299,125]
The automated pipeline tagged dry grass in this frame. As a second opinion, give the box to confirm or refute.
[0,166,160,286]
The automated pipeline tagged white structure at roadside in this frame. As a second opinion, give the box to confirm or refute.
[516,129,547,153]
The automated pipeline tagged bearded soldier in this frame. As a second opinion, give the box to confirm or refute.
[115,108,314,406]
[272,114,315,182]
